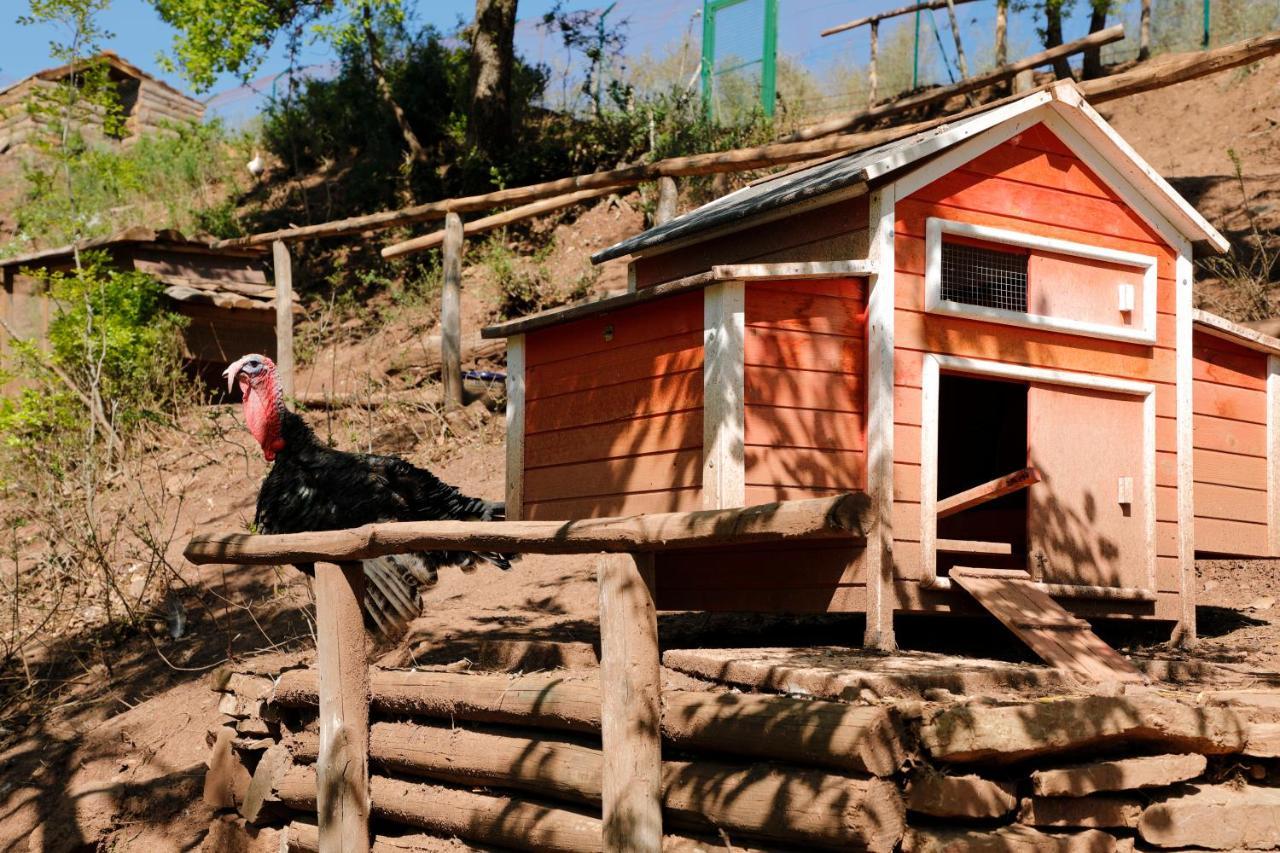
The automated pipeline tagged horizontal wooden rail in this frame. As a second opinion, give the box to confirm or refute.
[184,493,871,565]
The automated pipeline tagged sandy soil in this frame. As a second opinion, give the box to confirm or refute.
[2,56,1280,851]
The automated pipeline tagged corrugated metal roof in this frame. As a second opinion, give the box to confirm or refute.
[592,106,1010,264]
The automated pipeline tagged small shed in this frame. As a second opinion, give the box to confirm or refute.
[0,51,204,156]
[483,81,1266,646]
[0,227,295,387]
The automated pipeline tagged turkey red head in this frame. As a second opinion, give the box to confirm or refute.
[223,353,286,461]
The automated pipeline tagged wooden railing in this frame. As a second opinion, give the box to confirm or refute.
[185,493,872,853]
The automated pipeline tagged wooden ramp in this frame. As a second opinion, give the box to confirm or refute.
[949,567,1145,685]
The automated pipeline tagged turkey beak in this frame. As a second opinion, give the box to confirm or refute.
[223,356,252,394]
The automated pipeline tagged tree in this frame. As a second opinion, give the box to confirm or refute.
[1082,0,1114,79]
[149,0,431,167]
[468,0,518,162]
[1038,0,1075,78]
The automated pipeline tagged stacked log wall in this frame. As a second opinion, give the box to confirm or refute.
[209,662,1280,853]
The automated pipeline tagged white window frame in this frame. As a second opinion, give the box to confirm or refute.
[925,217,1159,345]
[919,353,1157,597]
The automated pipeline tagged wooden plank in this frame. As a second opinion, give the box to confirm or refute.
[598,552,661,852]
[745,366,863,412]
[185,493,873,564]
[313,561,371,853]
[745,327,865,373]
[525,370,701,434]
[525,410,702,470]
[1190,447,1267,489]
[745,405,865,451]
[527,333,702,397]
[524,449,703,504]
[523,292,703,366]
[1194,380,1267,423]
[949,567,1145,684]
[936,539,1014,555]
[937,467,1040,519]
[272,241,294,398]
[745,447,867,491]
[441,212,463,409]
[1194,412,1267,457]
[524,488,703,521]
[744,288,866,338]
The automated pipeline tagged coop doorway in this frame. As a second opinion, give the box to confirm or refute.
[935,373,1029,576]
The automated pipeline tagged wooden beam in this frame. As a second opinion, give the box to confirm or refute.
[820,0,981,36]
[184,493,872,565]
[381,186,616,260]
[783,25,1125,143]
[943,0,971,80]
[867,21,879,105]
[440,212,463,409]
[936,467,1041,519]
[702,281,745,510]
[313,561,370,853]
[598,552,661,852]
[936,538,1015,555]
[1079,30,1280,105]
[272,240,294,398]
[275,669,908,777]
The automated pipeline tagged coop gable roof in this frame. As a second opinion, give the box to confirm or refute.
[594,81,1228,263]
[0,51,202,110]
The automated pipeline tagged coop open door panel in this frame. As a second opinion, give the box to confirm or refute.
[1027,383,1148,590]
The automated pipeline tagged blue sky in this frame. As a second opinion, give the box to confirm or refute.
[1,0,1150,123]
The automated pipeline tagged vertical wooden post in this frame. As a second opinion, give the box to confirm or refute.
[943,0,970,79]
[1138,0,1152,60]
[442,212,464,410]
[598,552,661,853]
[865,187,897,652]
[1174,247,1196,647]
[655,176,679,225]
[702,281,745,510]
[272,240,294,398]
[995,0,1008,66]
[505,334,526,522]
[313,561,370,853]
[1267,355,1280,556]
[868,21,879,105]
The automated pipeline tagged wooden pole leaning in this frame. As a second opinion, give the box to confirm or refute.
[441,212,464,410]
[597,552,661,853]
[312,561,371,853]
[273,240,295,398]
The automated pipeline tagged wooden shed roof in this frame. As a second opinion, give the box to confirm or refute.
[595,81,1228,263]
[0,51,202,112]
[1193,309,1280,356]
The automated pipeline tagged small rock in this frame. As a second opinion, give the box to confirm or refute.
[1246,596,1275,611]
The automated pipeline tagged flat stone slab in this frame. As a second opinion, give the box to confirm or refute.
[921,694,1248,764]
[662,647,1071,701]
[1019,795,1143,829]
[1030,754,1208,796]
[906,772,1017,819]
[1139,784,1280,849]
[905,825,1118,852]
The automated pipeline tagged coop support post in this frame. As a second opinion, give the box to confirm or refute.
[273,240,294,398]
[505,334,525,521]
[313,561,370,853]
[865,186,897,651]
[1267,355,1280,556]
[442,212,464,410]
[655,176,679,225]
[597,552,661,853]
[702,280,745,510]
[1174,245,1196,646]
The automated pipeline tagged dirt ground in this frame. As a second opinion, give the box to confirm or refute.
[3,57,1280,851]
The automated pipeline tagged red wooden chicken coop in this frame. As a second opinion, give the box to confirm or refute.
[484,80,1277,649]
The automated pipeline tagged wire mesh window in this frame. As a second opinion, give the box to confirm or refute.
[941,242,1029,312]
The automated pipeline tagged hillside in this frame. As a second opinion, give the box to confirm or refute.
[0,57,1279,850]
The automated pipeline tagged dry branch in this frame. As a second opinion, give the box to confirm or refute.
[782,26,1124,142]
[273,669,907,775]
[381,187,618,259]
[820,0,982,36]
[184,493,871,565]
[1080,30,1280,104]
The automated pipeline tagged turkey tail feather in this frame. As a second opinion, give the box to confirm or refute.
[361,556,420,637]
